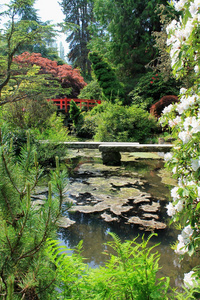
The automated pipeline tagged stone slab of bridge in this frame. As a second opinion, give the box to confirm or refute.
[61,142,173,165]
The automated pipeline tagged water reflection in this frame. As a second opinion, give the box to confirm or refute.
[58,150,198,288]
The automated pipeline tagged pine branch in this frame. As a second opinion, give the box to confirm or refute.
[1,150,21,195]
[17,206,52,261]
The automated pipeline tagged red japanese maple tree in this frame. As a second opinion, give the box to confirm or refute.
[14,52,87,98]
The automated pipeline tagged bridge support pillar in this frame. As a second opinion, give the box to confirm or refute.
[101,150,121,166]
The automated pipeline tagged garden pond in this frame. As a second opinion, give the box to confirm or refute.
[34,148,199,288]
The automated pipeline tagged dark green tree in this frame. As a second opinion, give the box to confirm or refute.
[69,99,84,130]
[91,0,168,78]
[60,0,94,77]
[88,51,124,102]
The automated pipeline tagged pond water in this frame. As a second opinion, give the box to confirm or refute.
[58,149,197,288]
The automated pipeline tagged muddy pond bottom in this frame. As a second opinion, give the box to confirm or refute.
[58,149,198,288]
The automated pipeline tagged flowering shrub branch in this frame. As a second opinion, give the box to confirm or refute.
[160,0,200,292]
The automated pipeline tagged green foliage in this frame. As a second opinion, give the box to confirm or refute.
[76,113,98,138]
[60,0,93,76]
[88,52,125,102]
[47,233,170,299]
[147,4,179,81]
[1,96,57,131]
[32,112,69,142]
[33,112,70,166]
[78,80,105,100]
[0,125,69,299]
[93,102,158,142]
[129,72,181,110]
[0,0,57,106]
[2,108,70,167]
[91,0,168,78]
[69,99,84,130]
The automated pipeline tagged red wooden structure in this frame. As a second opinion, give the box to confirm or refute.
[48,98,101,113]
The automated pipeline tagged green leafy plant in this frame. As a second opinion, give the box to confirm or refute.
[4,112,70,167]
[78,80,105,101]
[47,233,170,299]
[76,114,98,139]
[93,102,158,142]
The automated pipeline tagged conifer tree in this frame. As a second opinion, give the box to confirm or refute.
[91,0,168,78]
[0,126,67,298]
[60,0,94,78]
[88,52,124,102]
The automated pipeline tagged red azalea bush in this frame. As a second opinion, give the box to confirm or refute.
[14,52,87,97]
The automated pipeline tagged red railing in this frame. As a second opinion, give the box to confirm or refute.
[48,98,101,113]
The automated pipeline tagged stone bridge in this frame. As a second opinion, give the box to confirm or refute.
[60,142,173,165]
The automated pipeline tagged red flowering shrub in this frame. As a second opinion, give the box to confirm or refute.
[150,95,179,118]
[14,52,87,97]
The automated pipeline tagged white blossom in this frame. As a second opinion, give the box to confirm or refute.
[166,202,176,216]
[180,87,187,94]
[176,95,196,114]
[184,271,198,288]
[181,225,194,244]
[191,117,200,133]
[189,2,200,17]
[164,152,173,162]
[194,65,199,73]
[165,0,200,258]
[166,20,179,34]
[174,0,187,11]
[175,240,188,255]
[175,200,184,212]
[183,117,193,131]
[172,166,177,174]
[162,104,174,115]
[171,187,180,201]
[178,130,192,144]
[191,158,200,171]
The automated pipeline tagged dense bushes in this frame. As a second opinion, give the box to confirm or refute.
[78,80,105,100]
[129,72,181,110]
[90,102,158,142]
[1,104,70,166]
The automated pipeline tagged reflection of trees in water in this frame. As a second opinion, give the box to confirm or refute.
[122,158,164,173]
[58,212,142,266]
[56,154,197,286]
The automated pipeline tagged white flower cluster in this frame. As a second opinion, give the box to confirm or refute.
[175,225,194,255]
[166,0,200,72]
[162,91,200,143]
[166,186,185,217]
[191,157,200,171]
[163,0,200,290]
[184,271,198,288]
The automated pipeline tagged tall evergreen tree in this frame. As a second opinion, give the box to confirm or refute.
[60,0,94,78]
[92,0,168,78]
